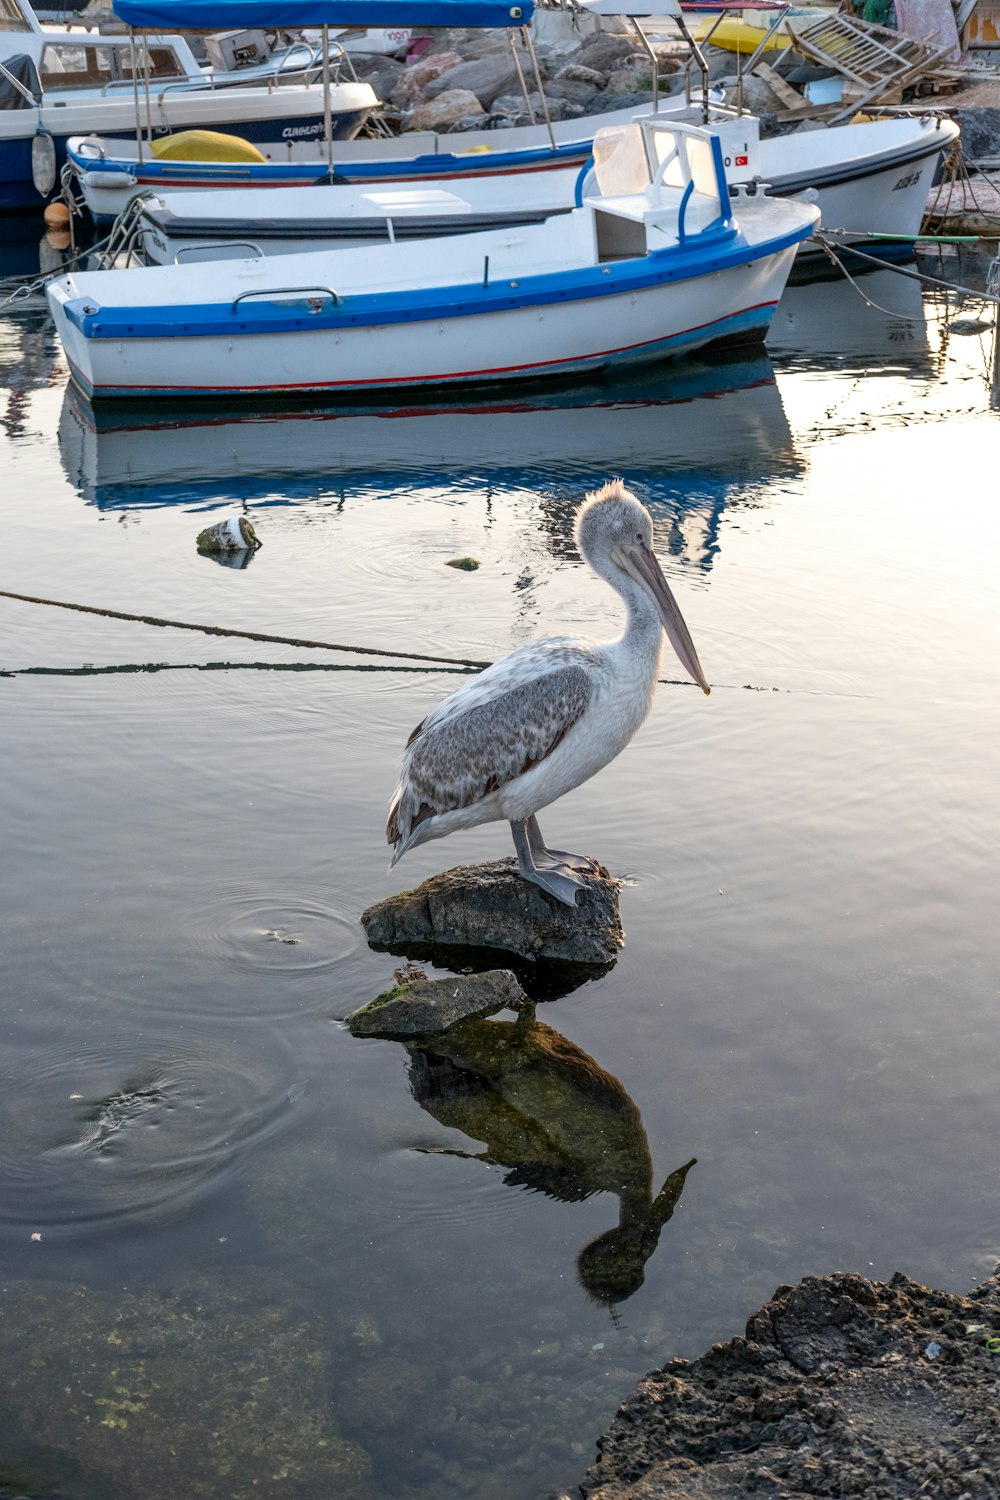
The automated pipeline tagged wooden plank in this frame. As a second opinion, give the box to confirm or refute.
[750,59,805,109]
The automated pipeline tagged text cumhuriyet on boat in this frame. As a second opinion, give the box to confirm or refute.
[45,116,819,401]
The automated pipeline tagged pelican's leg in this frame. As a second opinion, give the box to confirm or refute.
[524,814,601,874]
[510,819,585,907]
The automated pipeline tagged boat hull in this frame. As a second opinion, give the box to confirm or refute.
[0,84,376,212]
[48,243,803,401]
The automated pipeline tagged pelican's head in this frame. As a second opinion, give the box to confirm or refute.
[575,479,710,695]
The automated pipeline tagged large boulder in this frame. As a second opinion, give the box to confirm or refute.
[573,32,640,75]
[424,54,524,109]
[580,1268,1000,1499]
[409,88,487,132]
[544,76,602,108]
[361,857,623,965]
[390,50,463,108]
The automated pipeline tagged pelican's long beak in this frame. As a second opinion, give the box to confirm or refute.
[622,543,711,695]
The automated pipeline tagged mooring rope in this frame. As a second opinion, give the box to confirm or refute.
[0,588,493,670]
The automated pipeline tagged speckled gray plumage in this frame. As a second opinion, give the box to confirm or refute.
[388,658,593,849]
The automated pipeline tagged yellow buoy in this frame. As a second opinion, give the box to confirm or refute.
[150,130,267,164]
[43,199,70,228]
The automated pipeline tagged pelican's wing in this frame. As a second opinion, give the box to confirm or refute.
[388,655,593,849]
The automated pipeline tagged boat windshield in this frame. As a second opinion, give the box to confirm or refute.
[0,0,31,32]
[39,41,187,90]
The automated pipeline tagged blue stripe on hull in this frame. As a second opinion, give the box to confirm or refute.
[0,112,352,212]
[70,302,779,400]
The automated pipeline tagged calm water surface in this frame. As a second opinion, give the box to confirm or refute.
[1,233,1000,1500]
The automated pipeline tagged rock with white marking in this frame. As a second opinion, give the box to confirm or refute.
[195,516,261,557]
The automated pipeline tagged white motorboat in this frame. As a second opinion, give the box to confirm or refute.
[45,115,820,400]
[0,0,379,210]
[121,112,958,264]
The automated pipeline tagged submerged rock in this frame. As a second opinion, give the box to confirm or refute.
[0,1276,372,1500]
[580,1267,1000,1499]
[361,857,623,964]
[347,967,526,1037]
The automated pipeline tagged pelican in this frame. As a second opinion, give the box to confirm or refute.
[386,480,710,906]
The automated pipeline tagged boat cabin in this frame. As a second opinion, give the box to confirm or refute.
[585,117,737,260]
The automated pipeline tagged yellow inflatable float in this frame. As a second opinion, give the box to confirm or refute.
[693,8,824,54]
[150,130,267,163]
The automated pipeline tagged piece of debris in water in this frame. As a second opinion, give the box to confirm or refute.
[263,928,300,945]
[393,962,427,986]
[30,1232,42,1242]
[196,516,262,557]
[444,556,480,571]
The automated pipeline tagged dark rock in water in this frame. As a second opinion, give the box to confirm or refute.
[347,968,526,1037]
[361,857,623,964]
[579,1267,1000,1499]
[444,555,480,571]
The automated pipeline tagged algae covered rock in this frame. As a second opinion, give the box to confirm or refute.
[362,857,622,964]
[0,1276,372,1500]
[348,968,525,1037]
[195,515,261,557]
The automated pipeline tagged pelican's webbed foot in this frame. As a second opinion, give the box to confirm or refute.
[511,819,585,907]
[525,815,601,874]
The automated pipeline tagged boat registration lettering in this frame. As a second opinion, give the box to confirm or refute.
[281,123,324,140]
[892,171,921,192]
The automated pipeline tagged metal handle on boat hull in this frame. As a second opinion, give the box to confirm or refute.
[176,242,264,264]
[231,286,341,309]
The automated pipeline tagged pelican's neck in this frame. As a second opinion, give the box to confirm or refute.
[607,568,663,677]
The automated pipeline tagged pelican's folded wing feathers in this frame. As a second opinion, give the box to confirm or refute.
[387,659,593,848]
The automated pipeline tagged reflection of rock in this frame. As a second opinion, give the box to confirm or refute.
[0,1276,372,1500]
[402,1006,695,1305]
[362,858,622,964]
[347,968,525,1037]
[580,1269,1000,1499]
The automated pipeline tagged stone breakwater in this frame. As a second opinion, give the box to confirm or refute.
[349,24,685,134]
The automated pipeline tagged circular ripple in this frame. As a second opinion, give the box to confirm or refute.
[0,1032,300,1236]
[183,885,358,980]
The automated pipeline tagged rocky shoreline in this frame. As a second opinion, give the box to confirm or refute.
[575,1267,1000,1499]
[350,20,686,135]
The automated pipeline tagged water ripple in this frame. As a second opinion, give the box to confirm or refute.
[0,1032,300,1236]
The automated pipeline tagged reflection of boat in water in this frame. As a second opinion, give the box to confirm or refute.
[402,1005,696,1305]
[769,262,935,376]
[59,349,800,572]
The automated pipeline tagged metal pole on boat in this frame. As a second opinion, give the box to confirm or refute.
[521,26,556,151]
[142,34,154,151]
[630,17,659,114]
[129,29,144,165]
[674,13,710,126]
[508,31,537,125]
[322,25,334,179]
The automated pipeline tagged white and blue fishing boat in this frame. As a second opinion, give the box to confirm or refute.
[45,114,820,401]
[0,0,379,211]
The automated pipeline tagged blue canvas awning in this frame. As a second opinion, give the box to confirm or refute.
[113,0,532,28]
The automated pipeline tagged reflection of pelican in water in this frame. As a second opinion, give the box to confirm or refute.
[387,482,709,906]
[406,1005,696,1305]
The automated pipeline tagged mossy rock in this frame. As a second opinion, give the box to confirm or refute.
[0,1276,372,1500]
[347,968,525,1037]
